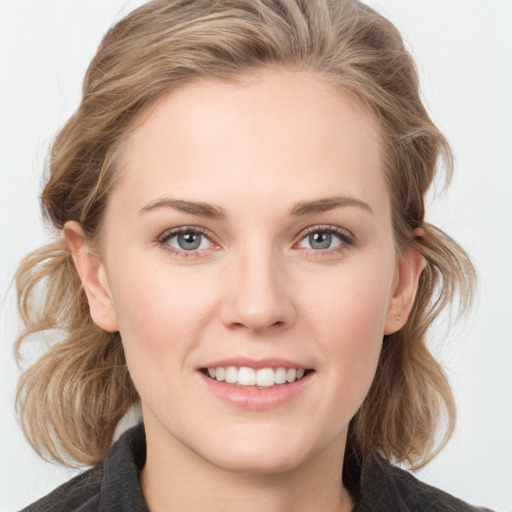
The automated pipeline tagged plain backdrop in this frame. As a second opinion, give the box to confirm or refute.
[1,1,511,510]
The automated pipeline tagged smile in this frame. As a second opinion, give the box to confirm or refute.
[202,366,311,388]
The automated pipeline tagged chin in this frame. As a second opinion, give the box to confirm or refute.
[196,429,318,475]
[211,448,308,475]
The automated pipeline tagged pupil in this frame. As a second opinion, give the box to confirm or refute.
[310,232,331,250]
[178,232,201,250]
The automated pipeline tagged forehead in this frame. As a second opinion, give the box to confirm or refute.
[113,68,387,218]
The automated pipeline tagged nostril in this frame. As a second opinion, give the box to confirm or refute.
[229,322,249,330]
[227,319,285,331]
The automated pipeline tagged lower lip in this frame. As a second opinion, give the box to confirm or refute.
[199,371,313,410]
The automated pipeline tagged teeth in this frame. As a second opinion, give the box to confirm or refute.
[274,367,287,384]
[256,368,274,387]
[286,368,296,383]
[238,367,256,386]
[225,366,238,384]
[215,367,225,382]
[208,366,308,387]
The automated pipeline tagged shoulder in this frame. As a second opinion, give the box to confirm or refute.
[20,424,148,512]
[19,465,103,512]
[354,455,495,512]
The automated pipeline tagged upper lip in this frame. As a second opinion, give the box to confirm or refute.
[200,357,312,370]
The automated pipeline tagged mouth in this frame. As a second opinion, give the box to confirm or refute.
[201,366,314,389]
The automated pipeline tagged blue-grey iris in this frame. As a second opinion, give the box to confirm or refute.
[309,232,332,250]
[178,232,202,250]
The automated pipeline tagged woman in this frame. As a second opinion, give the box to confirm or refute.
[12,0,494,510]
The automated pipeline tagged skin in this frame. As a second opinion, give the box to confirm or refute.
[65,68,424,512]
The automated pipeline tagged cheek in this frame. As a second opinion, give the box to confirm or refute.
[300,257,394,412]
[108,265,221,427]
[303,256,394,345]
[318,285,386,378]
[107,261,217,372]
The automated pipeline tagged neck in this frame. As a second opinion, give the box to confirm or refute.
[140,421,354,512]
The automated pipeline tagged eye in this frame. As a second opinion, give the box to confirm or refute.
[158,227,214,255]
[296,226,353,251]
[301,231,340,250]
[172,231,209,251]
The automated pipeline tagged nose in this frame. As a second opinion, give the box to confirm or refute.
[218,246,297,333]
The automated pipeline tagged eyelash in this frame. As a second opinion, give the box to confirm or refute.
[157,225,355,258]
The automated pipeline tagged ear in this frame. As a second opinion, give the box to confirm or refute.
[384,229,426,335]
[63,221,119,332]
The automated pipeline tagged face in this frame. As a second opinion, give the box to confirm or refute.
[75,69,419,475]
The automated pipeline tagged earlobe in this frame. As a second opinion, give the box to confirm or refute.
[63,221,119,332]
[384,230,426,335]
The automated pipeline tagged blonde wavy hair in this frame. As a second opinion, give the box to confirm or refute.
[15,0,475,469]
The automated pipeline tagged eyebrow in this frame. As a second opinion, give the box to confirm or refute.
[291,196,374,216]
[139,195,373,219]
[139,198,227,219]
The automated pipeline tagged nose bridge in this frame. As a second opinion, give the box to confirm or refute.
[219,238,295,332]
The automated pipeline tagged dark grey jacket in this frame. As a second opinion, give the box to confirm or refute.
[21,424,493,512]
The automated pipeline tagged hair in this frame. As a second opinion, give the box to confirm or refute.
[15,0,475,470]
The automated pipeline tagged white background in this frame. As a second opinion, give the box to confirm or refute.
[0,1,511,510]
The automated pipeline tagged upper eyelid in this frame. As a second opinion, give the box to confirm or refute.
[297,224,354,240]
[158,225,212,242]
